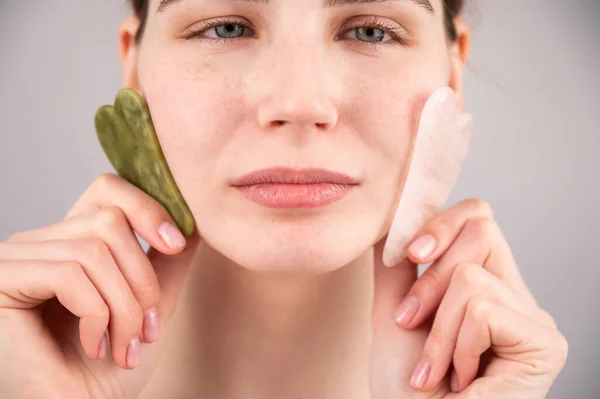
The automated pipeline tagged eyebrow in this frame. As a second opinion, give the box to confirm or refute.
[157,0,434,13]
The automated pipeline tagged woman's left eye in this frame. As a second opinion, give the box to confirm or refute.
[343,27,391,43]
[340,21,405,47]
[212,23,248,39]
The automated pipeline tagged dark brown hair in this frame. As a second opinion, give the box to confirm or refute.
[129,0,464,43]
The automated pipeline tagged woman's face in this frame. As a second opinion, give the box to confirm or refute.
[120,0,468,275]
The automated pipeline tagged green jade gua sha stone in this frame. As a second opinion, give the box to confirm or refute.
[94,88,195,237]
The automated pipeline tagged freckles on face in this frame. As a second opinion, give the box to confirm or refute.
[125,0,460,274]
[342,55,445,165]
[138,48,251,186]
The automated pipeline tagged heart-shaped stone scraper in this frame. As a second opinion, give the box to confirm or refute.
[95,88,195,237]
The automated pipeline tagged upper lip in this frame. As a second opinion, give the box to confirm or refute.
[230,167,361,186]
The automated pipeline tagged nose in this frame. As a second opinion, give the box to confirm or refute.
[258,94,337,132]
[253,45,340,133]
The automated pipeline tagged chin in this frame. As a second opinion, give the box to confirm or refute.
[200,215,379,277]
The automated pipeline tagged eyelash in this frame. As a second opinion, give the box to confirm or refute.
[184,17,407,49]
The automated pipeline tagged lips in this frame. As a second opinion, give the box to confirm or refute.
[230,167,360,186]
[230,167,360,208]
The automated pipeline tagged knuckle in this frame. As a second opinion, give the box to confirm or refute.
[420,266,446,289]
[462,197,494,218]
[427,323,446,346]
[96,206,127,230]
[466,296,492,323]
[465,216,498,240]
[96,302,110,323]
[119,302,144,328]
[462,217,500,265]
[136,274,161,308]
[137,196,164,220]
[93,173,120,190]
[54,262,85,292]
[452,263,483,290]
[79,239,112,264]
[425,212,452,234]
[53,261,84,304]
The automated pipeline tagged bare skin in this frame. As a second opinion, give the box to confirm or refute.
[0,1,567,398]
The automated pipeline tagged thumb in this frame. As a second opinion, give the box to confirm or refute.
[382,86,473,268]
[147,230,201,320]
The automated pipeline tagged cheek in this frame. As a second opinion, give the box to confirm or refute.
[137,57,246,192]
[346,67,449,234]
[343,48,449,161]
[348,78,442,174]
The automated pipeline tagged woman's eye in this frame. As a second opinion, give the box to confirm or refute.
[185,21,253,41]
[339,19,406,47]
[347,27,388,43]
[212,23,247,39]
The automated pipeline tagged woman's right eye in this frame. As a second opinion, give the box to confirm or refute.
[185,20,255,42]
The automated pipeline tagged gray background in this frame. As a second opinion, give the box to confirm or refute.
[0,1,598,397]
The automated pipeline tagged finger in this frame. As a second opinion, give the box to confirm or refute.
[8,208,163,343]
[411,263,554,392]
[66,173,198,320]
[417,214,531,297]
[405,198,493,263]
[395,216,536,329]
[449,297,568,395]
[382,87,473,267]
[0,240,144,370]
[65,173,188,255]
[9,196,194,331]
[0,259,109,361]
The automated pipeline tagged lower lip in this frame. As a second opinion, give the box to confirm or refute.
[234,183,355,208]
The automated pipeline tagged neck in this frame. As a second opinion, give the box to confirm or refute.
[155,240,418,398]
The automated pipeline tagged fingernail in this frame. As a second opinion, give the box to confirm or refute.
[411,357,431,389]
[450,370,460,392]
[395,294,420,326]
[408,234,437,260]
[143,307,161,343]
[158,221,185,249]
[126,336,141,369]
[98,332,108,359]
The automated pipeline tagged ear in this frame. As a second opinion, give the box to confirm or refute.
[447,16,472,113]
[118,15,142,91]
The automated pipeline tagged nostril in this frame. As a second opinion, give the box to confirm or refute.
[272,121,328,129]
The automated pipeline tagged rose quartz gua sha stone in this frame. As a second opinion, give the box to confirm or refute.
[382,86,473,267]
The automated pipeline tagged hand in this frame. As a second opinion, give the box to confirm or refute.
[0,173,201,399]
[370,86,473,398]
[369,86,567,398]
[397,198,568,398]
